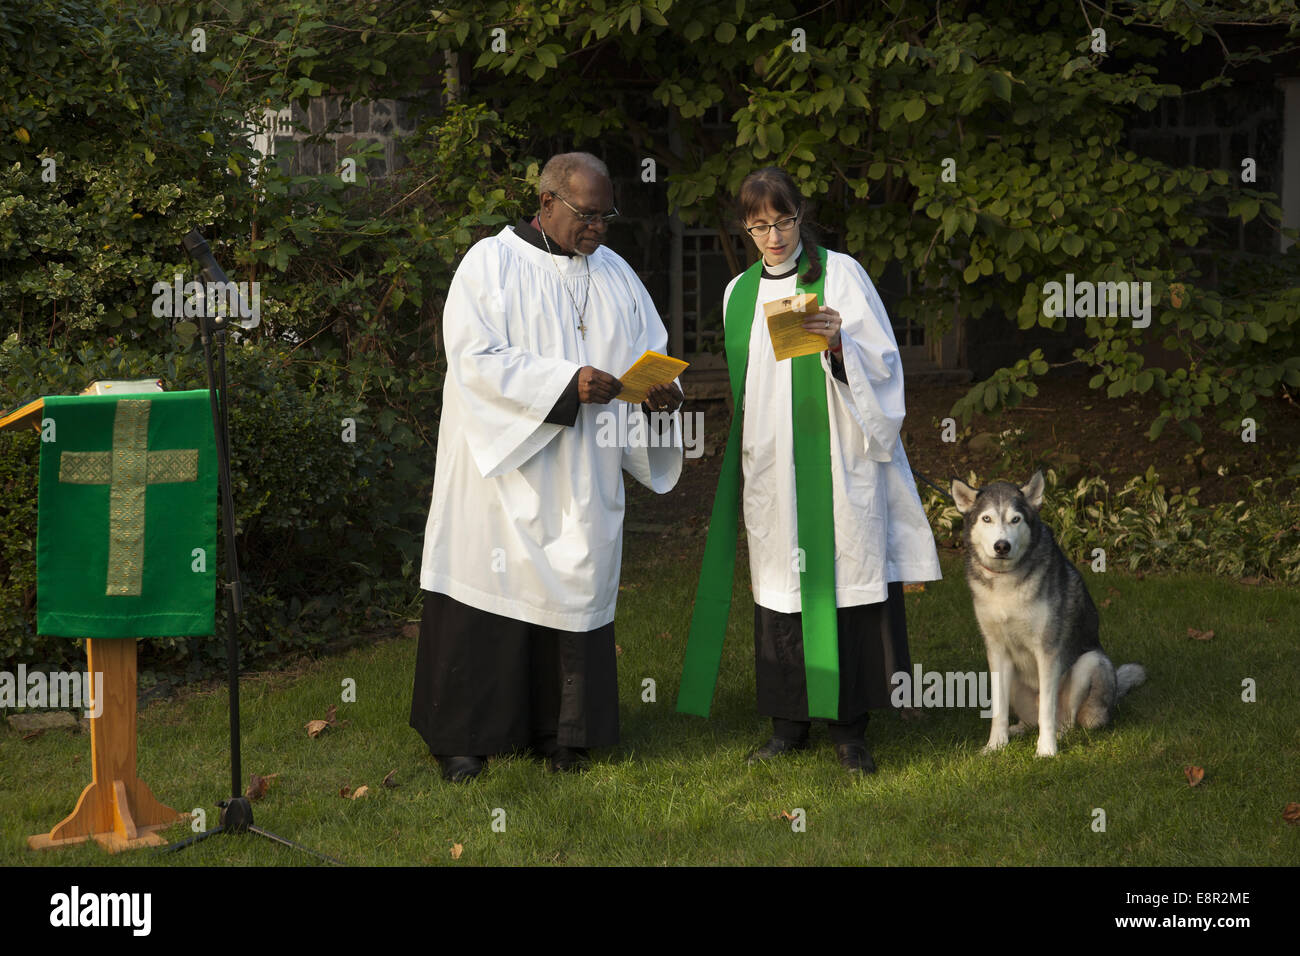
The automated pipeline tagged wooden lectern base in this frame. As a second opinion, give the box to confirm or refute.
[27,638,187,854]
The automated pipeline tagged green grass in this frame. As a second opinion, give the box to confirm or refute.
[2,539,1297,866]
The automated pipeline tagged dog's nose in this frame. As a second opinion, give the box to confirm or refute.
[993,539,1011,556]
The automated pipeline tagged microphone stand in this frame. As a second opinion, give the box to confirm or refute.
[157,230,342,864]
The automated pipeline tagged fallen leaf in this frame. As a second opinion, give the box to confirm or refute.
[450,842,463,860]
[245,772,280,801]
[350,785,369,800]
[1184,766,1205,787]
[902,583,925,593]
[306,703,346,738]
[614,644,623,656]
[1100,598,1112,609]
[655,631,671,641]
[382,769,399,789]
[339,784,352,798]
[21,730,44,741]
[1186,628,1214,641]
[1169,282,1185,308]
[779,810,795,822]
[1283,803,1300,823]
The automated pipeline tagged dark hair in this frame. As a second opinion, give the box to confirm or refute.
[736,166,823,284]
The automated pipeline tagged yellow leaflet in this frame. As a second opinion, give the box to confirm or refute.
[765,292,827,361]
[618,350,690,404]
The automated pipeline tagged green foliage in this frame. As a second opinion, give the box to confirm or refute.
[0,0,540,670]
[0,0,231,334]
[3,0,1298,671]
[451,0,1300,465]
[922,467,1300,582]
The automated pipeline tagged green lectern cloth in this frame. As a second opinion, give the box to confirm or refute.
[36,390,217,638]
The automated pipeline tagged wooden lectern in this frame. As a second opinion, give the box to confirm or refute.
[2,387,188,852]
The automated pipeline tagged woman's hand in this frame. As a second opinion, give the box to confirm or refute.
[801,306,842,349]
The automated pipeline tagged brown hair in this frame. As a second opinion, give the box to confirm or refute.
[736,166,822,284]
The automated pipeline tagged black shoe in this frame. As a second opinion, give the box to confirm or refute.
[547,746,589,774]
[436,754,486,783]
[834,742,877,775]
[745,736,809,765]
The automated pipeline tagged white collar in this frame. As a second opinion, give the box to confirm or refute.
[763,241,803,276]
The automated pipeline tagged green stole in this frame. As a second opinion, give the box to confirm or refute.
[676,247,840,719]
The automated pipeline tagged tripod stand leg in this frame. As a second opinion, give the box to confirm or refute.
[155,825,227,854]
[247,825,347,866]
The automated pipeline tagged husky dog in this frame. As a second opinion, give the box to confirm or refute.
[951,471,1146,757]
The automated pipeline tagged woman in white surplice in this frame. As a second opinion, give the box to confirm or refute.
[730,167,941,773]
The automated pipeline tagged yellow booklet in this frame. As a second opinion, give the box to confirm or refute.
[618,350,689,404]
[764,292,827,361]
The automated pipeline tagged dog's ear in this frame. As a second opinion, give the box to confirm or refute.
[951,478,978,515]
[1021,471,1045,512]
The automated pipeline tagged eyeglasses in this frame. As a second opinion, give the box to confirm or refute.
[552,192,620,225]
[744,215,800,238]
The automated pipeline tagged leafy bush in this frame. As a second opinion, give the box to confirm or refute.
[922,466,1300,582]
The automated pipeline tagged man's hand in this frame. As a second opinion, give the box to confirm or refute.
[578,366,623,404]
[643,382,684,414]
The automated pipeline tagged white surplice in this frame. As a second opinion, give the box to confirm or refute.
[420,226,683,631]
[730,244,942,612]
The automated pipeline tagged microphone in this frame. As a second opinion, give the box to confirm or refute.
[181,230,261,330]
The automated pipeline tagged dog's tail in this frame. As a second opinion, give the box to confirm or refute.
[1116,663,1147,698]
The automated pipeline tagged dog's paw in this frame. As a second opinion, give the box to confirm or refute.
[1035,740,1058,758]
[982,735,1009,754]
[1008,722,1028,737]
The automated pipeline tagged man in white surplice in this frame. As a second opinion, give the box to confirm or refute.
[410,152,684,782]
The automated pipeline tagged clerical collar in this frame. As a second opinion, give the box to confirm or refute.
[761,242,803,279]
[514,217,576,257]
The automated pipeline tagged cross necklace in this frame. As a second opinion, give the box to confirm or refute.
[539,227,591,339]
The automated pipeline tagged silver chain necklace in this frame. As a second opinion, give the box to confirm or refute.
[539,226,591,339]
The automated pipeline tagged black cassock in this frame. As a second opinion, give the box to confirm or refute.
[753,580,911,727]
[409,590,619,756]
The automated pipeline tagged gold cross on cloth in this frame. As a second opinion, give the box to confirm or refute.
[58,400,199,597]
